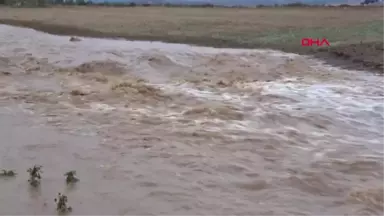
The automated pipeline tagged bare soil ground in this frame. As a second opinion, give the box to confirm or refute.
[0,6,382,72]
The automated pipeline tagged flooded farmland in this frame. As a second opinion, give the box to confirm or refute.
[0,24,383,215]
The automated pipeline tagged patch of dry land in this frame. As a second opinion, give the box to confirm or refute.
[0,6,383,72]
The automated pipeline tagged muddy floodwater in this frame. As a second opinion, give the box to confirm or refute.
[0,24,383,215]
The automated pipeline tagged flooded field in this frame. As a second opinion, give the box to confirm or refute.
[0,24,383,215]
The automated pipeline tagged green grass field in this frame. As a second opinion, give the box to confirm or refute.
[0,6,382,47]
[0,6,382,71]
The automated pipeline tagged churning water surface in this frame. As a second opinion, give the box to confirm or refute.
[0,24,383,215]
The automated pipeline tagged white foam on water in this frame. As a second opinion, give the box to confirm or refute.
[0,23,382,157]
[90,103,117,113]
[1,20,384,216]
[262,81,384,114]
[157,83,251,107]
[0,24,300,70]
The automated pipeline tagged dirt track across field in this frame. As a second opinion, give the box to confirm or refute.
[0,6,382,73]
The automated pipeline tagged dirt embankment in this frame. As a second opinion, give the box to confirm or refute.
[0,19,382,74]
[313,42,383,73]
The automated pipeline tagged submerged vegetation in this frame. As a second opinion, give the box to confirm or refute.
[1,166,77,214]
[54,193,72,213]
[64,170,79,184]
[27,165,42,187]
[0,169,16,177]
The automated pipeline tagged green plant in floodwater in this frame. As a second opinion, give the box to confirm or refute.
[64,171,79,184]
[0,169,16,177]
[27,165,42,187]
[54,193,72,213]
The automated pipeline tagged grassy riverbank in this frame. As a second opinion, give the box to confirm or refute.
[0,6,382,72]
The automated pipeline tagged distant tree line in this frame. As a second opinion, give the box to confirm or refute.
[360,0,380,5]
[0,0,381,8]
[55,0,383,7]
[0,0,47,7]
[45,0,216,7]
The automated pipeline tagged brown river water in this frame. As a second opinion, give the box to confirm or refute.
[0,25,383,215]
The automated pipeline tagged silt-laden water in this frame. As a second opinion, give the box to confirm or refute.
[0,25,383,215]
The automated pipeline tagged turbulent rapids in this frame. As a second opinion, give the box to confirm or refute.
[0,24,383,215]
